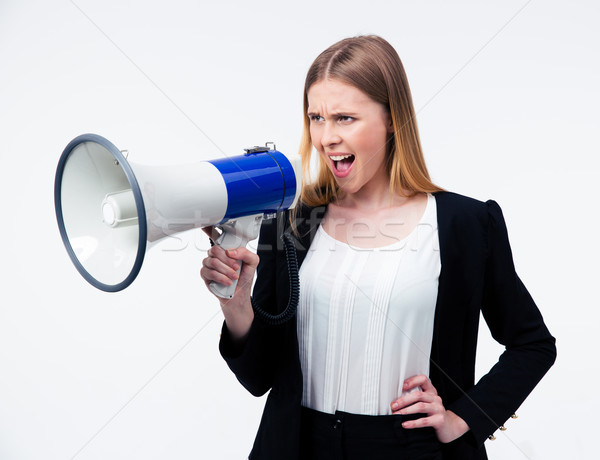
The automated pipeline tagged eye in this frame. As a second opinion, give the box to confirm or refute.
[309,114,324,122]
[337,115,354,123]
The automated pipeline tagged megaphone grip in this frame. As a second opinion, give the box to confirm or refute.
[208,214,263,299]
[209,268,241,299]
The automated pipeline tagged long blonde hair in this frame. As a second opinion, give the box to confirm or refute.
[298,35,443,210]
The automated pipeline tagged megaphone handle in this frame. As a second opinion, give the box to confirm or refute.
[208,214,263,300]
[209,265,242,299]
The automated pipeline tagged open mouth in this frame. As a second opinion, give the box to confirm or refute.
[330,154,355,174]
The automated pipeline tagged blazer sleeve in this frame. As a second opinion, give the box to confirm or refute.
[448,200,557,446]
[218,214,282,397]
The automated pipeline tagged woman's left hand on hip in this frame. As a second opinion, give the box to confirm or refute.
[390,374,470,444]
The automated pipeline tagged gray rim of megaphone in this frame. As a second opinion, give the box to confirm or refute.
[54,133,148,292]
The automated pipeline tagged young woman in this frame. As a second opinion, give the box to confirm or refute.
[200,35,556,460]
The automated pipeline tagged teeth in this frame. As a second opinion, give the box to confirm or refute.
[330,154,353,161]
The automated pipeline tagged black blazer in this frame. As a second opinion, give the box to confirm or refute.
[219,191,556,460]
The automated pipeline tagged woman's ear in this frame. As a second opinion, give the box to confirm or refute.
[386,112,394,133]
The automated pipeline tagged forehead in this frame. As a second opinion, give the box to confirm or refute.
[307,79,374,111]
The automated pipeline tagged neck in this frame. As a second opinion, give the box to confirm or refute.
[336,182,414,210]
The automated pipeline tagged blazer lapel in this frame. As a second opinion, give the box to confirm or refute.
[272,205,326,314]
[287,205,327,268]
[429,191,486,400]
[430,191,455,396]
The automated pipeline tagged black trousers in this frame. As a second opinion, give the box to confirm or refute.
[299,406,442,460]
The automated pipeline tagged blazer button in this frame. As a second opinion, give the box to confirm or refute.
[332,419,342,430]
[488,434,496,441]
[511,413,518,419]
[499,425,507,431]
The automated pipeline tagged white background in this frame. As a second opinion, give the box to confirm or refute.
[1,1,598,459]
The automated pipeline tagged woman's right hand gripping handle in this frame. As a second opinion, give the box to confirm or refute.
[200,227,259,341]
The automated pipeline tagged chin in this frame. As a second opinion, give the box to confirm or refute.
[333,177,362,195]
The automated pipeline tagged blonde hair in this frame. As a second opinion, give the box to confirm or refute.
[298,35,443,209]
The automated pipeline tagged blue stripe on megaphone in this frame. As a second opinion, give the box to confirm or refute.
[267,150,297,211]
[208,150,296,222]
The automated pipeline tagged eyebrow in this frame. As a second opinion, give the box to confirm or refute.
[306,111,358,117]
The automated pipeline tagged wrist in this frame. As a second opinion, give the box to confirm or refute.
[223,302,254,341]
[445,410,470,441]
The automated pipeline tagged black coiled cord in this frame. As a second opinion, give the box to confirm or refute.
[251,233,300,326]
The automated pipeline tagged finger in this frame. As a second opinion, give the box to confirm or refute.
[392,398,444,416]
[229,249,260,291]
[224,247,259,269]
[200,265,235,287]
[202,255,240,282]
[403,374,438,395]
[401,413,444,430]
[391,391,438,412]
[208,245,241,271]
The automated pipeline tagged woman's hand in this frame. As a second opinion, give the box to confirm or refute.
[200,227,259,340]
[390,374,470,444]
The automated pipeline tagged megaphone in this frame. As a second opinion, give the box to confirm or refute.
[54,133,301,298]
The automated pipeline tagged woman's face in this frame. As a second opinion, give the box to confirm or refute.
[307,78,393,198]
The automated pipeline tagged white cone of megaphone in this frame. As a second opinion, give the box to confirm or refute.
[54,133,301,297]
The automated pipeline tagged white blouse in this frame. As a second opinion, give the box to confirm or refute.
[297,193,441,415]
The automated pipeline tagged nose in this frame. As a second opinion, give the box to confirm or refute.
[321,121,341,147]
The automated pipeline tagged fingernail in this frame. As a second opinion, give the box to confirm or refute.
[233,263,240,270]
[392,402,399,410]
[228,249,238,257]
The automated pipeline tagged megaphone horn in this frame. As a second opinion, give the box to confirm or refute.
[54,133,301,296]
